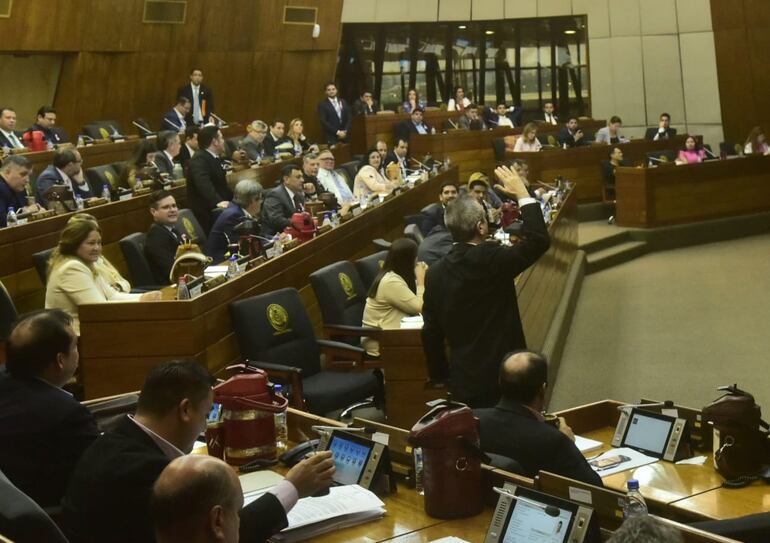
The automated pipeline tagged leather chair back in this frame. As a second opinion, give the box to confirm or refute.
[404,223,424,245]
[229,288,321,377]
[177,208,207,245]
[0,470,68,543]
[32,248,54,285]
[355,251,387,289]
[339,161,359,185]
[492,137,506,162]
[309,261,367,332]
[0,281,18,342]
[85,164,120,193]
[119,233,156,288]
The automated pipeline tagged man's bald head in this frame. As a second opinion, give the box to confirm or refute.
[499,351,548,407]
[152,455,242,543]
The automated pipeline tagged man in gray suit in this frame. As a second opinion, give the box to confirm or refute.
[155,131,181,179]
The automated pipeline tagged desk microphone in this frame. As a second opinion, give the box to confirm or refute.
[311,425,376,435]
[211,113,228,127]
[703,146,719,160]
[108,125,124,138]
[617,400,675,411]
[493,487,560,517]
[164,117,184,132]
[647,155,669,165]
[132,121,154,136]
[80,135,95,144]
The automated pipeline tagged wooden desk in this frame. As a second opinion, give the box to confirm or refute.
[508,136,688,203]
[78,168,459,399]
[670,482,770,521]
[385,511,492,543]
[615,155,770,227]
[351,111,463,154]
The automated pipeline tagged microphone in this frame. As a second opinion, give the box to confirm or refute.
[132,121,154,136]
[108,125,124,138]
[647,155,669,165]
[703,146,719,160]
[164,117,184,132]
[493,488,561,517]
[311,425,376,435]
[210,113,228,127]
[617,400,675,411]
[80,135,95,143]
[447,118,458,129]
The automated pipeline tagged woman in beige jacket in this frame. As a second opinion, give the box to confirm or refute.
[362,238,427,356]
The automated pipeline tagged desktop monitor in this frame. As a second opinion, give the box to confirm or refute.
[612,408,687,461]
[320,430,388,489]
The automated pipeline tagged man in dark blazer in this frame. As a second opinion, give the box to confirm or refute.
[420,180,458,234]
[0,309,99,509]
[352,90,378,116]
[383,138,410,179]
[645,112,677,140]
[395,108,432,142]
[557,117,589,148]
[154,131,181,179]
[260,164,305,237]
[474,351,603,486]
[317,82,352,145]
[0,107,26,150]
[205,179,264,263]
[538,101,559,125]
[23,106,69,146]
[161,97,190,132]
[36,149,92,208]
[63,360,335,543]
[261,119,289,158]
[177,68,214,126]
[177,125,199,176]
[0,155,38,227]
[422,166,550,408]
[187,125,233,232]
[145,190,182,285]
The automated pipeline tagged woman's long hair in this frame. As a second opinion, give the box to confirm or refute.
[681,134,702,152]
[286,118,305,143]
[358,148,381,173]
[48,219,101,278]
[368,238,418,298]
[745,126,765,154]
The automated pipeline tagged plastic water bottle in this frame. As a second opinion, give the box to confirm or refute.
[273,384,288,454]
[77,135,84,147]
[101,184,111,201]
[274,149,280,162]
[227,254,239,279]
[321,212,332,228]
[75,194,85,211]
[623,479,648,518]
[331,209,340,228]
[176,276,191,300]
[172,162,183,179]
[5,207,17,227]
[414,447,425,495]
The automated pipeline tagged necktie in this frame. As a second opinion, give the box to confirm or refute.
[293,194,303,212]
[333,99,342,120]
[9,132,22,149]
[192,86,202,124]
[332,171,353,202]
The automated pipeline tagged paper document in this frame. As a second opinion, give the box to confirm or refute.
[240,470,285,495]
[589,447,658,477]
[429,538,472,543]
[400,315,424,329]
[574,435,603,454]
[205,265,229,278]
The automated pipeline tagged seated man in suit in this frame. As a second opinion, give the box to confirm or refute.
[418,225,453,266]
[316,150,355,207]
[177,68,214,126]
[395,108,431,141]
[645,112,677,141]
[384,138,410,179]
[301,153,326,199]
[475,351,603,486]
[0,107,26,151]
[262,119,290,158]
[557,117,589,148]
[375,139,388,162]
[457,104,487,130]
[23,106,68,146]
[161,96,191,132]
[261,164,305,237]
[240,120,268,161]
[0,309,99,509]
[63,360,335,543]
[178,125,199,176]
[486,103,515,128]
[145,190,183,285]
[204,180,263,263]
[317,81,352,145]
[1,155,41,227]
[421,180,458,233]
[540,101,558,125]
[187,125,233,232]
[36,149,92,208]
[352,90,378,116]
[155,131,182,179]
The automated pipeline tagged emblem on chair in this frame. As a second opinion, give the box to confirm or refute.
[183,217,196,239]
[267,304,291,335]
[99,127,110,140]
[338,273,356,301]
[378,260,384,268]
[105,171,116,188]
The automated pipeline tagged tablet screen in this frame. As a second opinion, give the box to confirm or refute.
[500,489,576,543]
[328,434,373,485]
[622,410,675,457]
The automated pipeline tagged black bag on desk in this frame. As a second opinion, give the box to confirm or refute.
[702,384,770,483]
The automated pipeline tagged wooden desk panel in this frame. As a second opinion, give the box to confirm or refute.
[671,482,770,521]
[385,511,492,543]
[508,136,688,203]
[615,155,770,227]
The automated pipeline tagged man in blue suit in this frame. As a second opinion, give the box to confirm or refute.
[36,149,92,208]
[317,82,351,145]
[161,97,191,132]
[205,179,264,263]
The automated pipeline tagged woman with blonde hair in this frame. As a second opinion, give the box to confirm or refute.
[513,123,542,152]
[67,213,131,293]
[45,219,160,334]
[286,118,319,156]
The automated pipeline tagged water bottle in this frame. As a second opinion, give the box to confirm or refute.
[75,194,85,211]
[274,149,280,162]
[331,209,340,228]
[5,207,17,227]
[414,447,425,495]
[226,254,239,279]
[273,384,288,454]
[172,162,183,179]
[176,276,191,300]
[101,183,111,201]
[321,212,332,228]
[623,479,648,518]
[77,135,84,147]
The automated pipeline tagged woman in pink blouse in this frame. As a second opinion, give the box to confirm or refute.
[676,135,706,164]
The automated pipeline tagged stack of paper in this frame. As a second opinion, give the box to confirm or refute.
[400,315,424,329]
[271,485,386,543]
[574,435,603,454]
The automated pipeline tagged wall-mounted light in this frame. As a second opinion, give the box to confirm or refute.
[485,30,495,35]
[564,29,577,35]
[312,23,321,38]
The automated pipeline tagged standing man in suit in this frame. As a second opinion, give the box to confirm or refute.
[155,131,181,179]
[0,107,25,151]
[63,360,335,543]
[177,68,214,126]
[0,309,99,509]
[395,108,431,142]
[187,125,232,232]
[204,180,263,263]
[557,117,588,148]
[317,82,352,145]
[261,164,305,237]
[145,190,182,285]
[541,101,558,125]
[36,149,92,208]
[161,97,191,132]
[645,112,677,140]
[474,351,603,485]
[23,106,68,146]
[421,167,550,407]
[261,119,289,158]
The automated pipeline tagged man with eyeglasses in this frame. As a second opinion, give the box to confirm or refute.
[36,149,92,209]
[316,150,355,208]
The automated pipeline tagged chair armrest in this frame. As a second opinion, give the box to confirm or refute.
[317,339,366,369]
[372,238,391,250]
[324,324,383,341]
[243,359,305,410]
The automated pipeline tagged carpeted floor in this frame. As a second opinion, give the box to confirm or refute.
[549,232,770,413]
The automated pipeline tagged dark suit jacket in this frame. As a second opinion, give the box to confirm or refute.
[395,119,432,142]
[0,130,24,149]
[0,176,28,227]
[154,151,176,178]
[0,372,99,509]
[23,123,68,145]
[204,202,246,263]
[145,222,182,285]
[35,165,93,208]
[417,225,453,266]
[178,143,194,175]
[421,203,445,234]
[644,127,677,140]
[160,108,186,132]
[421,202,550,407]
[0,469,68,543]
[261,185,302,237]
[177,83,214,125]
[474,398,604,486]
[557,127,589,148]
[262,133,290,157]
[317,98,352,145]
[352,99,378,116]
[63,416,287,543]
[240,136,264,161]
[187,149,233,232]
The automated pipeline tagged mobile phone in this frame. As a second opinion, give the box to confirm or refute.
[589,454,630,471]
[207,402,222,424]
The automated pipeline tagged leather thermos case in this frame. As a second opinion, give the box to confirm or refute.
[409,404,484,519]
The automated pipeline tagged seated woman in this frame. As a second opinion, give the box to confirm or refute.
[402,89,426,114]
[595,116,627,144]
[676,135,706,164]
[119,139,159,189]
[45,219,160,334]
[446,86,471,112]
[353,148,398,202]
[362,239,427,356]
[68,213,131,293]
[744,126,770,155]
[286,118,319,156]
[513,123,543,152]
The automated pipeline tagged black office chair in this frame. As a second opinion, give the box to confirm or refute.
[646,150,676,165]
[0,281,18,343]
[119,233,160,289]
[339,161,359,185]
[0,469,68,543]
[177,208,207,245]
[404,223,424,245]
[334,168,354,189]
[229,287,382,417]
[720,141,740,157]
[355,251,388,289]
[492,137,506,162]
[309,261,383,348]
[32,248,54,285]
[85,164,120,193]
[485,452,526,475]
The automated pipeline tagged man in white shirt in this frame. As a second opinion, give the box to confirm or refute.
[542,102,558,125]
[384,138,410,179]
[317,150,355,208]
[491,103,514,128]
[0,107,25,150]
[645,112,677,141]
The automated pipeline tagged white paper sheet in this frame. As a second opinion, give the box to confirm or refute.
[574,435,603,453]
[589,447,659,477]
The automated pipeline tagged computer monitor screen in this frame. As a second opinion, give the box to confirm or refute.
[327,433,374,486]
[622,409,675,457]
[502,498,574,543]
